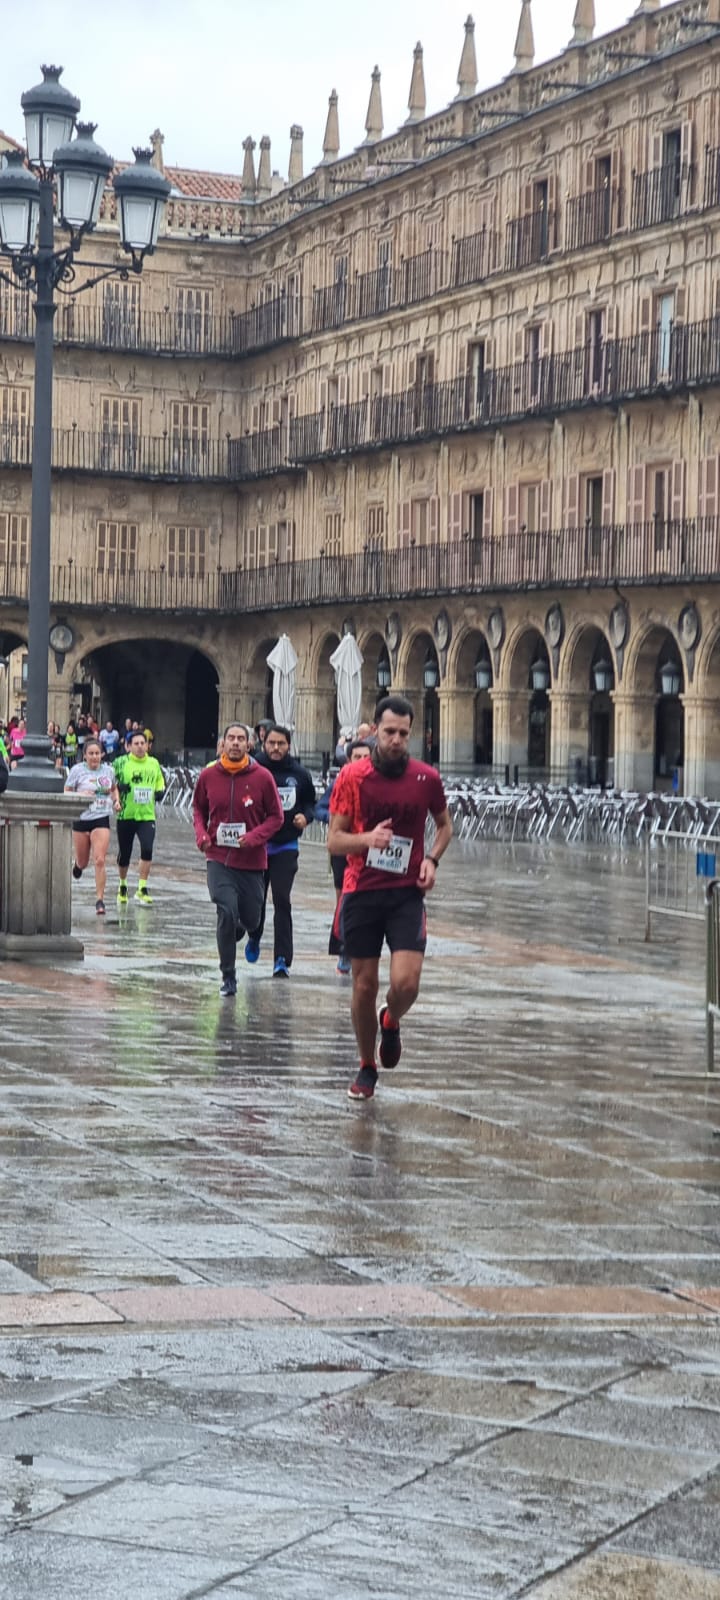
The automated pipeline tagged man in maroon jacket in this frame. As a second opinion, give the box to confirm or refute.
[193,723,284,995]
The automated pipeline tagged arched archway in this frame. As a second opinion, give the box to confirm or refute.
[505,627,551,776]
[0,627,28,723]
[630,626,684,791]
[76,638,219,760]
[401,630,440,762]
[453,628,493,769]
[563,624,616,786]
[246,638,277,730]
[358,629,391,712]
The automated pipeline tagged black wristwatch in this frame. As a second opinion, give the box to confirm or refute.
[425,853,440,868]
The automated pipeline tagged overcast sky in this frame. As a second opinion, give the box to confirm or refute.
[0,2,641,177]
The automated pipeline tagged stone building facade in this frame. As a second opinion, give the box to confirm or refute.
[2,0,720,788]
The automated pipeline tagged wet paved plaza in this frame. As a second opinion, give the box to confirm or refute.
[2,819,720,1596]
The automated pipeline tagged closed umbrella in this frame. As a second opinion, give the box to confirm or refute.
[330,632,364,736]
[266,634,298,731]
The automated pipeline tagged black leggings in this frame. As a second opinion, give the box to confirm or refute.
[117,818,156,867]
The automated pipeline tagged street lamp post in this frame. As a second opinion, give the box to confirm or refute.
[0,65,170,792]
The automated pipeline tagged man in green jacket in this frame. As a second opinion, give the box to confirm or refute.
[113,730,165,906]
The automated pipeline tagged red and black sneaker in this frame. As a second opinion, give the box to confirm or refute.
[378,1007,402,1070]
[348,1063,378,1100]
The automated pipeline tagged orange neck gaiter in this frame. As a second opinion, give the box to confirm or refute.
[220,752,250,774]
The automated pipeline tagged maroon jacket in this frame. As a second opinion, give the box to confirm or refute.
[193,758,284,871]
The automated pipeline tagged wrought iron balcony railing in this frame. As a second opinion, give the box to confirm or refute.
[505,207,558,271]
[310,248,446,333]
[450,227,499,288]
[565,186,621,251]
[2,518,720,620]
[631,160,694,230]
[0,424,294,483]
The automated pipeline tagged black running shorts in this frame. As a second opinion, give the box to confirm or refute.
[117,818,156,866]
[72,816,110,834]
[339,887,427,960]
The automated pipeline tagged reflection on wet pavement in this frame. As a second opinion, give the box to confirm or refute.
[1,821,720,1595]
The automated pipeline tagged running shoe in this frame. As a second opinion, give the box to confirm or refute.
[72,863,83,880]
[336,955,351,975]
[219,974,237,997]
[378,1006,402,1070]
[245,936,261,964]
[272,956,289,978]
[95,899,106,916]
[348,1063,378,1100]
[135,886,153,905]
[117,883,128,906]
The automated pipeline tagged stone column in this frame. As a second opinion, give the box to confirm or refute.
[682,694,720,797]
[0,792,83,959]
[491,688,531,777]
[437,687,476,768]
[549,689,592,782]
[611,691,656,792]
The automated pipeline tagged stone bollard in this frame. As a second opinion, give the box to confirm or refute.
[0,791,84,960]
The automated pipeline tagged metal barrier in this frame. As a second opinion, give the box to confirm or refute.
[644,830,718,940]
[706,880,720,1073]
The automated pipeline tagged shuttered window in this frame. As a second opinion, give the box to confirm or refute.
[167,525,206,576]
[176,285,212,351]
[324,512,342,555]
[0,386,30,448]
[0,513,29,566]
[96,521,138,573]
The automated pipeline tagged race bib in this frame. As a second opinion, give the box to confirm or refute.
[277,784,297,812]
[89,797,112,814]
[217,822,247,848]
[133,786,152,804]
[366,833,412,874]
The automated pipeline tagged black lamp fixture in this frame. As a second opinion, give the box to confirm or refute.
[474,655,492,691]
[423,653,440,690]
[592,657,614,694]
[530,656,550,692]
[376,652,392,691]
[659,659,681,697]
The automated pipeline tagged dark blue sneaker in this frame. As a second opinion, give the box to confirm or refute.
[272,957,290,978]
[245,936,261,964]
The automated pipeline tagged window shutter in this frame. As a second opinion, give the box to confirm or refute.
[271,398,282,428]
[513,328,524,363]
[539,479,553,532]
[429,496,439,542]
[699,455,719,519]
[604,303,619,342]
[407,357,416,389]
[670,459,686,522]
[522,182,534,215]
[611,147,624,226]
[674,286,687,325]
[651,131,663,170]
[627,464,647,526]
[564,474,580,529]
[504,483,519,536]
[449,491,463,540]
[639,296,653,332]
[361,369,370,398]
[251,402,260,433]
[602,468,616,526]
[574,312,586,349]
[482,487,494,538]
[680,120,693,172]
[585,158,596,193]
[399,500,412,546]
[338,375,348,407]
[319,379,328,412]
[539,320,554,357]
[546,174,558,245]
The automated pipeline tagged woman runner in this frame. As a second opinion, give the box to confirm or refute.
[64,735,120,915]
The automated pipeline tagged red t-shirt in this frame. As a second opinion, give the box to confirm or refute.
[330,756,446,893]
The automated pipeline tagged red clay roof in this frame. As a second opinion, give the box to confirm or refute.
[0,130,24,151]
[165,166,243,201]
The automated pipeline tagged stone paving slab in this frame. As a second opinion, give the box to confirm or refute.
[527,1553,720,1597]
[97,1283,300,1323]
[0,1292,122,1329]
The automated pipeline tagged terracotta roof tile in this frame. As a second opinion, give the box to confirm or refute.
[165,166,243,202]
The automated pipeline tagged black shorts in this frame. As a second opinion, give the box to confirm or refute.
[338,887,427,961]
[72,816,110,834]
[117,818,156,866]
[331,853,346,891]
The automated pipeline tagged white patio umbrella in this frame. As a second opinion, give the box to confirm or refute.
[330,632,364,736]
[266,633,298,731]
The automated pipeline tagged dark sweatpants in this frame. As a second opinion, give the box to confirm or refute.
[255,849,299,966]
[206,860,264,977]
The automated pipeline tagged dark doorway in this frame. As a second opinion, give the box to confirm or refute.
[185,651,219,748]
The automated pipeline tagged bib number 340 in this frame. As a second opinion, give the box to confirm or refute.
[217,822,247,848]
[367,834,412,874]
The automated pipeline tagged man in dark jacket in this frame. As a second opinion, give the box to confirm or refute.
[249,723,316,977]
[192,722,284,996]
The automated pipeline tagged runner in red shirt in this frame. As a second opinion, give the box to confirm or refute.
[328,695,453,1100]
